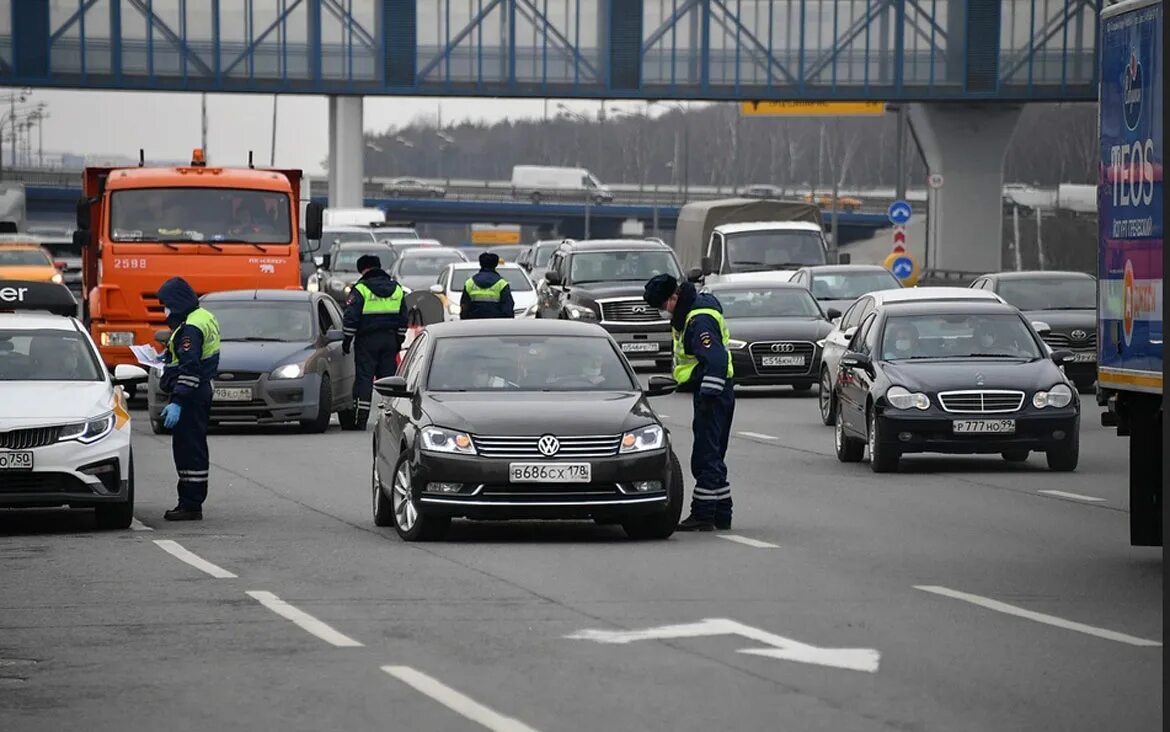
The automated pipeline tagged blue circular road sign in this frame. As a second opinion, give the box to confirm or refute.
[887,201,912,225]
[891,256,914,279]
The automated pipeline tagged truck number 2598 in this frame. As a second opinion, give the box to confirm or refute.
[113,258,148,269]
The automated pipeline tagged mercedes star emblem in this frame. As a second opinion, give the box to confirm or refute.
[537,434,560,457]
[975,372,985,386]
[770,343,796,353]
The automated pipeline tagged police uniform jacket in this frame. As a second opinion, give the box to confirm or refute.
[158,278,221,406]
[342,269,408,345]
[671,282,732,397]
[460,269,515,319]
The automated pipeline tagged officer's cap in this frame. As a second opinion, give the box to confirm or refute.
[643,273,678,308]
[479,251,500,269]
[356,254,381,272]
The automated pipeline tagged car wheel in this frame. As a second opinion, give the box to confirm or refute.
[95,449,134,530]
[372,457,394,527]
[390,456,450,541]
[623,450,684,540]
[868,407,899,473]
[818,367,836,425]
[299,374,332,433]
[1002,449,1029,463]
[791,382,813,392]
[1046,437,1079,472]
[835,406,864,462]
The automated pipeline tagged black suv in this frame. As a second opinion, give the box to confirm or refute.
[536,239,684,370]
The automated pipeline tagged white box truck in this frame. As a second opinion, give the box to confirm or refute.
[511,165,614,204]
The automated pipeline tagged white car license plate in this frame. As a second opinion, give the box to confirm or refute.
[952,419,1016,434]
[0,451,34,470]
[621,342,659,353]
[761,355,805,367]
[213,387,253,402]
[509,463,591,483]
[1073,352,1096,363]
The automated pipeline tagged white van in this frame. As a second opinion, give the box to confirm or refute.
[323,207,386,227]
[510,165,614,204]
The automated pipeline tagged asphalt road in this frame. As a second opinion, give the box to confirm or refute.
[1,382,1161,732]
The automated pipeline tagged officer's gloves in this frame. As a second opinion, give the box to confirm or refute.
[161,403,182,429]
[342,337,352,355]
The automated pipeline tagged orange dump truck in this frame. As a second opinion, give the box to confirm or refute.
[74,149,324,369]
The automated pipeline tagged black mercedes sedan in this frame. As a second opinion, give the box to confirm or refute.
[833,300,1080,473]
[704,281,835,390]
[370,319,683,541]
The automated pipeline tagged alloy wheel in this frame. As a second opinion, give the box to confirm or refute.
[392,463,417,532]
[819,371,833,421]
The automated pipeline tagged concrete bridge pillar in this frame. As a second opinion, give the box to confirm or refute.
[328,96,365,208]
[908,104,1022,273]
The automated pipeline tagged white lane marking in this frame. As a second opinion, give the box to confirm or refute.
[152,539,237,579]
[737,431,777,440]
[246,590,363,648]
[1038,490,1107,503]
[717,534,780,549]
[130,518,154,531]
[915,586,1162,647]
[382,665,541,732]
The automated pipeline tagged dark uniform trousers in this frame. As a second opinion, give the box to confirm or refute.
[174,382,213,510]
[353,330,400,427]
[690,381,736,523]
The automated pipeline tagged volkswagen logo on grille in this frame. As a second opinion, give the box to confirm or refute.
[1070,329,1088,341]
[537,434,560,457]
[770,343,796,353]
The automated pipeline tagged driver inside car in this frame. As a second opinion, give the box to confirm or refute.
[883,322,921,360]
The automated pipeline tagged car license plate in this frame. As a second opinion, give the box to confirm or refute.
[213,387,253,402]
[0,451,33,470]
[621,342,660,353]
[509,463,591,483]
[761,355,805,367]
[952,419,1016,434]
[1073,352,1096,363]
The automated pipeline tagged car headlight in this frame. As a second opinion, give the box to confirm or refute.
[1033,383,1074,408]
[421,426,476,455]
[100,331,135,347]
[51,272,64,285]
[58,411,115,444]
[620,424,665,453]
[727,338,747,351]
[566,304,597,320]
[885,385,930,410]
[270,363,305,380]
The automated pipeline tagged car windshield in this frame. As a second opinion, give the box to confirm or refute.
[725,231,826,270]
[996,277,1096,310]
[569,250,681,284]
[398,252,466,276]
[333,249,395,272]
[0,329,103,381]
[428,335,636,391]
[717,288,823,318]
[374,228,419,239]
[203,302,314,342]
[109,188,293,244]
[323,231,377,255]
[0,248,51,266]
[811,271,900,300]
[534,244,559,268]
[449,267,533,292]
[880,313,1043,361]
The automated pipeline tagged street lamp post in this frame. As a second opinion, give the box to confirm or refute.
[0,88,31,179]
[649,101,690,203]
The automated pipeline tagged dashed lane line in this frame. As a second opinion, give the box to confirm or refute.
[915,585,1162,648]
[382,665,541,732]
[1037,490,1107,503]
[717,534,780,549]
[130,518,154,531]
[152,539,237,579]
[737,431,778,441]
[246,590,364,648]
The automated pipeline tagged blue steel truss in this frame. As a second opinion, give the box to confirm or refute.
[0,0,1101,101]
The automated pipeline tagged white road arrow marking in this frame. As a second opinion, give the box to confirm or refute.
[565,617,880,673]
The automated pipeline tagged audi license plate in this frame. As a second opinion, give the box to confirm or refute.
[761,355,805,367]
[952,419,1016,434]
[1072,352,1096,363]
[0,451,33,471]
[213,387,253,402]
[509,463,591,483]
[621,342,660,353]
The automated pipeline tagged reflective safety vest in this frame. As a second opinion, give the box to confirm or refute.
[672,307,734,385]
[464,276,509,302]
[355,282,404,314]
[168,307,222,362]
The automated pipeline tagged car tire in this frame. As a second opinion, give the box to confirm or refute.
[623,450,684,540]
[372,457,394,527]
[868,407,899,473]
[95,450,134,530]
[792,382,813,392]
[819,367,837,426]
[835,406,864,462]
[390,455,450,541]
[1002,449,1029,463]
[1046,437,1079,472]
[300,374,332,434]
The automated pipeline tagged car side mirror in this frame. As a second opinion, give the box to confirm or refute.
[72,229,89,249]
[428,283,444,295]
[324,328,345,344]
[646,375,678,397]
[154,329,172,346]
[700,256,713,275]
[840,352,872,370]
[686,267,704,283]
[545,270,562,286]
[304,201,324,240]
[75,198,91,230]
[1031,320,1052,336]
[113,363,149,384]
[373,375,411,398]
[1051,349,1075,365]
[837,252,851,264]
[826,307,842,320]
[842,326,858,340]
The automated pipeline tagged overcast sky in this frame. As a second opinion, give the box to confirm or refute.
[27,89,661,175]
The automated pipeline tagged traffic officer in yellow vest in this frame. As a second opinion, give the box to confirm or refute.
[342,254,408,430]
[460,251,515,319]
[644,274,736,531]
[157,276,221,521]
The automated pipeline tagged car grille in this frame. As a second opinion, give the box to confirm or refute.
[599,299,668,324]
[0,426,61,449]
[0,472,90,494]
[1041,331,1097,349]
[938,390,1025,413]
[215,371,264,383]
[747,341,816,374]
[472,434,623,459]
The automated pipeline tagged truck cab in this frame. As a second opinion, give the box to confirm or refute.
[701,221,832,284]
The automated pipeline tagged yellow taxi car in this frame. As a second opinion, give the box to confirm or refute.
[0,242,64,285]
[802,193,863,212]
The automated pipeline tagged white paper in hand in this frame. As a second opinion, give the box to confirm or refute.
[129,344,166,372]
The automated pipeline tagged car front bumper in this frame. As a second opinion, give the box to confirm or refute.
[0,428,132,509]
[874,409,1080,455]
[148,372,328,425]
[730,344,822,386]
[599,323,672,360]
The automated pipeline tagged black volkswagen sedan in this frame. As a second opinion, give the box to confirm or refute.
[705,281,835,390]
[370,319,683,541]
[833,301,1080,473]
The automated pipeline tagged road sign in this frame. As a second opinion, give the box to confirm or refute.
[928,173,945,189]
[892,226,906,244]
[566,617,880,672]
[883,244,920,286]
[887,200,912,225]
[740,101,886,117]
